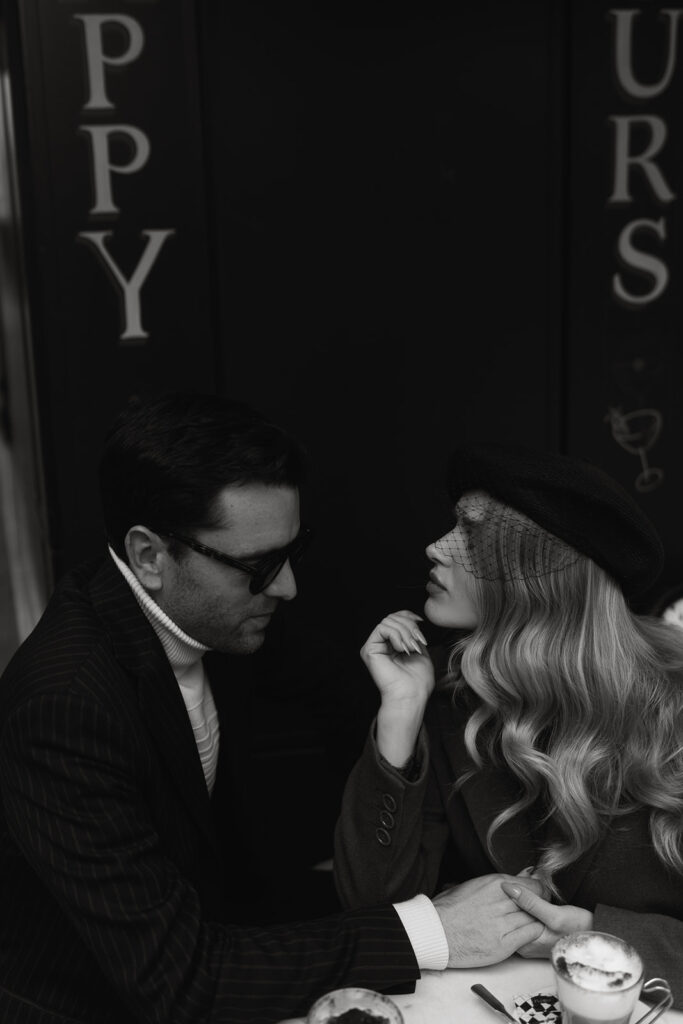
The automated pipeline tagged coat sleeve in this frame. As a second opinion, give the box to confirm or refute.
[0,693,419,1024]
[333,720,450,908]
[594,905,683,1009]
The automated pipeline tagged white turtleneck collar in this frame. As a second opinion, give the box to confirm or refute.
[108,546,220,794]
[108,545,209,671]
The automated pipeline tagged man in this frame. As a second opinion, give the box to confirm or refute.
[0,393,543,1024]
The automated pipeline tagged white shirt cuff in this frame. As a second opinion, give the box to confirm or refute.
[392,893,449,970]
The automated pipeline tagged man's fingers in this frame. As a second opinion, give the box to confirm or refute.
[506,920,545,949]
[502,910,542,934]
[501,882,558,928]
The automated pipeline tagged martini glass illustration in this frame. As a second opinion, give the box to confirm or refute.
[606,407,663,492]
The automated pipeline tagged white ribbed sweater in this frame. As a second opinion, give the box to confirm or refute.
[108,547,220,794]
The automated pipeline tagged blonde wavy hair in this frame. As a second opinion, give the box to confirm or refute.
[446,496,683,889]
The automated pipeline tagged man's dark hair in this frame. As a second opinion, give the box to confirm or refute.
[99,392,306,557]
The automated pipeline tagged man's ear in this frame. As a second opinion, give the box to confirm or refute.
[124,526,168,592]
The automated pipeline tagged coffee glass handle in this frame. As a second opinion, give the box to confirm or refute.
[632,978,673,1024]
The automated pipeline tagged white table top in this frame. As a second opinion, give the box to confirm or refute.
[281,956,683,1024]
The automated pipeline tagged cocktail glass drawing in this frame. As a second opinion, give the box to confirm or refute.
[605,407,663,493]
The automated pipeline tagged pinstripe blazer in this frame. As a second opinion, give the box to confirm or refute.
[0,557,419,1024]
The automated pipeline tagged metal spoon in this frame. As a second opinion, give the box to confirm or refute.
[471,984,517,1023]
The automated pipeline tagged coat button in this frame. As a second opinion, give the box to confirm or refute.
[379,809,395,829]
[375,827,391,846]
[382,793,397,812]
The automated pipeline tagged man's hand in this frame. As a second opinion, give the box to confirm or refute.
[432,874,545,968]
[500,882,594,958]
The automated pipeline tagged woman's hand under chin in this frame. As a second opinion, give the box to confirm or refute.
[361,610,433,705]
[361,610,434,767]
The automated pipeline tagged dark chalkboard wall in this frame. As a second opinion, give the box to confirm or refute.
[564,2,683,601]
[7,0,682,640]
[198,1,565,642]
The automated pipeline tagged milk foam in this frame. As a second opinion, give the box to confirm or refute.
[552,932,643,1021]
[553,932,642,991]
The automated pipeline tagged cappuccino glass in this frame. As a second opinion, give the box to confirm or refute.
[551,932,644,1024]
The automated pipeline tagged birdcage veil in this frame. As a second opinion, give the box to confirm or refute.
[434,490,581,581]
[445,443,664,598]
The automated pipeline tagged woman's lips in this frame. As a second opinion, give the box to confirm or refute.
[426,574,447,593]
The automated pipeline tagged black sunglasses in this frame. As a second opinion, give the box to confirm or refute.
[160,525,313,594]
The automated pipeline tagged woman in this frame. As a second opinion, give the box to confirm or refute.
[334,444,683,1001]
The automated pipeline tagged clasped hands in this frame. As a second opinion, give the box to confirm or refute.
[432,869,593,969]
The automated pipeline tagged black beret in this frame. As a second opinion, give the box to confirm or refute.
[447,443,664,598]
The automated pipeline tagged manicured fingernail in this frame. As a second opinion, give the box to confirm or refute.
[509,886,522,897]
[413,630,427,645]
